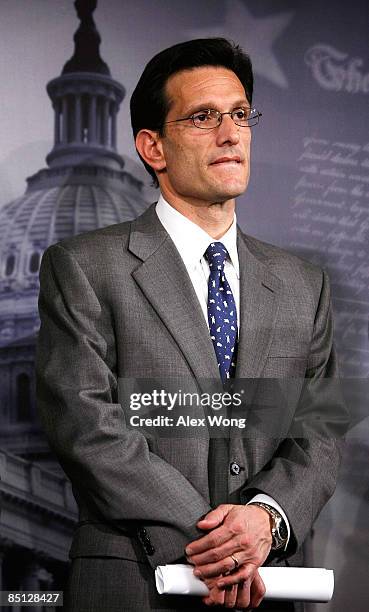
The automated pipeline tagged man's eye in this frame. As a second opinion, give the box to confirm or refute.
[234,109,247,119]
[194,111,211,122]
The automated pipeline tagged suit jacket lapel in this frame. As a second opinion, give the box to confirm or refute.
[128,204,220,382]
[236,230,282,379]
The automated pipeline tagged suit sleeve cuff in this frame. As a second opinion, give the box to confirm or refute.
[247,493,290,551]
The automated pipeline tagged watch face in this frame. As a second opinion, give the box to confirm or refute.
[279,520,288,540]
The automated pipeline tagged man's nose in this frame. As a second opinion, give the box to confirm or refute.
[215,114,240,146]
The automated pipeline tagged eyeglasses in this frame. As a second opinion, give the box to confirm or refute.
[164,107,262,130]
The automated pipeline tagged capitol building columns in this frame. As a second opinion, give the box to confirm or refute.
[22,561,54,612]
[88,94,97,143]
[74,95,82,143]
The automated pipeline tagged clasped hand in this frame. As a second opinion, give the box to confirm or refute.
[185,504,272,609]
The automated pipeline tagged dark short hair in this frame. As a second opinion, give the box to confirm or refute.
[130,38,253,187]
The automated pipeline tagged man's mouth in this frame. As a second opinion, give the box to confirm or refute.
[210,156,242,165]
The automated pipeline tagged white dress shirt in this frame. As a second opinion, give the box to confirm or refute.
[156,195,240,332]
[155,195,290,549]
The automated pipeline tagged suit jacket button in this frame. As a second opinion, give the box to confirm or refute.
[230,462,241,475]
[146,543,155,556]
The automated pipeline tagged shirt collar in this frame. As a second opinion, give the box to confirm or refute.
[155,195,240,278]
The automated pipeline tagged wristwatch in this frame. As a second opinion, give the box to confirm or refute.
[250,502,288,550]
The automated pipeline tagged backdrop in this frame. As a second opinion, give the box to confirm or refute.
[0,1,368,609]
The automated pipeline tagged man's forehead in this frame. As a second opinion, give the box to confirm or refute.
[165,66,247,110]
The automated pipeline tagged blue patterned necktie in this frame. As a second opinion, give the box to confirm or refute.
[205,242,238,383]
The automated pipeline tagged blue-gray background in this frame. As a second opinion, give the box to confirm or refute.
[0,0,368,609]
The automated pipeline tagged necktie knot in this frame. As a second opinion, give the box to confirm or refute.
[204,242,228,272]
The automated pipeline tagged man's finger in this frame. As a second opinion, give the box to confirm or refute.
[186,524,232,557]
[235,580,251,609]
[249,570,266,608]
[194,556,239,587]
[188,539,243,567]
[216,563,257,587]
[202,584,225,607]
[224,583,238,608]
[195,504,233,530]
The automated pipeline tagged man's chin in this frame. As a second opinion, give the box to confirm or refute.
[211,182,248,201]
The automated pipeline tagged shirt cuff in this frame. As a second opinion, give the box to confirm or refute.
[247,493,290,551]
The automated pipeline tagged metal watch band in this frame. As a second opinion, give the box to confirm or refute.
[249,502,288,550]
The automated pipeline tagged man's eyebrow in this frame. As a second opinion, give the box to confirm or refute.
[183,99,250,116]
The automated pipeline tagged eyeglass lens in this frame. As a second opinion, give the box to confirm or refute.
[192,108,260,129]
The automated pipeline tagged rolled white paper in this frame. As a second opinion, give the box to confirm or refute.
[156,563,208,597]
[155,564,334,603]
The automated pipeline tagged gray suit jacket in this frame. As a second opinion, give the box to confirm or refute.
[36,203,345,572]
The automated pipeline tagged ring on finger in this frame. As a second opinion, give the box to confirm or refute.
[230,553,239,571]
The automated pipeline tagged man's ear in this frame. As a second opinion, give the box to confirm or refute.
[135,129,166,173]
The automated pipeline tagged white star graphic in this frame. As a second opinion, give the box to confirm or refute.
[189,1,294,88]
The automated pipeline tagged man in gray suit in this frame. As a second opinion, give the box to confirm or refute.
[36,39,345,611]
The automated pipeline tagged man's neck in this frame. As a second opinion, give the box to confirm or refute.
[159,194,235,239]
